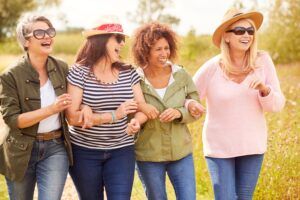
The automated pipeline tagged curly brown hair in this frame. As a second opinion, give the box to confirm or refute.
[132,22,178,67]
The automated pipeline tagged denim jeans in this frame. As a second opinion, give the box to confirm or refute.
[206,154,264,200]
[69,144,135,200]
[6,138,69,200]
[136,154,196,200]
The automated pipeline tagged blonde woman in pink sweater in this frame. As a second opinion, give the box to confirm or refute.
[188,8,285,200]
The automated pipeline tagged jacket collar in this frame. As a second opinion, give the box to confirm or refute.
[21,53,57,82]
[138,63,188,103]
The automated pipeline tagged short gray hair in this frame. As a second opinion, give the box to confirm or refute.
[16,14,53,51]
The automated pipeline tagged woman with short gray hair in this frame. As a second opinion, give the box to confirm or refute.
[0,14,73,200]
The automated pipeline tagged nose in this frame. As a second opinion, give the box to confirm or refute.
[119,40,125,47]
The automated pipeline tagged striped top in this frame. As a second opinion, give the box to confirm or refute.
[67,65,141,149]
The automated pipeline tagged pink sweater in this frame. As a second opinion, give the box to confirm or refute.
[193,52,285,158]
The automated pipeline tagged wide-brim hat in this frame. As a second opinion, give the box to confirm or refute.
[212,8,263,48]
[82,15,128,38]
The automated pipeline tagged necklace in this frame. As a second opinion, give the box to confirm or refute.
[89,68,119,85]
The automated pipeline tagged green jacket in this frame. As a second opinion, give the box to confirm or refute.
[135,65,200,162]
[0,54,73,181]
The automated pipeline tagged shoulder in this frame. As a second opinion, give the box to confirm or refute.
[255,51,275,70]
[0,56,27,79]
[194,55,219,78]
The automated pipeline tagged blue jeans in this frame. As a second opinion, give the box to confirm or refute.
[6,138,69,200]
[69,144,135,200]
[136,154,196,200]
[206,154,264,200]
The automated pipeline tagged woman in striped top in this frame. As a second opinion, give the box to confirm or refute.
[66,16,146,200]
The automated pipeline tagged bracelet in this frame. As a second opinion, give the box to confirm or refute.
[111,111,116,123]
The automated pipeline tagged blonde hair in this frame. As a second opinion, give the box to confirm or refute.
[220,18,258,75]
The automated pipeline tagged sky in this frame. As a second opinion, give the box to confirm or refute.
[41,0,269,36]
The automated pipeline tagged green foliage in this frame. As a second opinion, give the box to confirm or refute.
[262,0,300,63]
[179,30,218,73]
[0,0,61,40]
[127,0,180,25]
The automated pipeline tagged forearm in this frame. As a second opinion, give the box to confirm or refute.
[17,105,55,128]
[67,110,114,126]
[133,111,148,125]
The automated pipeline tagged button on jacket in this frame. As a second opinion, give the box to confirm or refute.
[0,54,73,181]
[135,65,200,162]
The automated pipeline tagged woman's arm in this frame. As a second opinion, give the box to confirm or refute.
[131,82,148,125]
[66,83,114,128]
[17,94,71,128]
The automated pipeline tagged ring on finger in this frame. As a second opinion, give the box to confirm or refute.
[63,100,67,105]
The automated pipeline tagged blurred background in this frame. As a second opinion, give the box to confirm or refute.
[0,0,299,199]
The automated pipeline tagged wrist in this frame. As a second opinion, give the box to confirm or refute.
[111,111,116,123]
[260,86,270,97]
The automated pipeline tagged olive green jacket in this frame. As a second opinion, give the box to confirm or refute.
[135,65,200,162]
[0,54,73,181]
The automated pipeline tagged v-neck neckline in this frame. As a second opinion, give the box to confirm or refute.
[217,64,251,85]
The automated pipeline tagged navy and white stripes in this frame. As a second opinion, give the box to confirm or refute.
[67,65,140,149]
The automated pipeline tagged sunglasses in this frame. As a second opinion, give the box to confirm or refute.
[26,28,56,40]
[226,27,255,35]
[114,34,125,43]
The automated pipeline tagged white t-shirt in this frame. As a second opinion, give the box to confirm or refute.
[37,79,61,133]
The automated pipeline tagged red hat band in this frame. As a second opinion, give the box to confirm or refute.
[94,23,123,33]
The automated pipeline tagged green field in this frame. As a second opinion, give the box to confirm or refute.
[0,35,299,199]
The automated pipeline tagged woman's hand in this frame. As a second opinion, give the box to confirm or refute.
[249,75,270,97]
[139,102,159,120]
[188,101,206,118]
[126,118,140,135]
[79,105,94,129]
[159,108,181,123]
[115,99,138,120]
[50,93,72,114]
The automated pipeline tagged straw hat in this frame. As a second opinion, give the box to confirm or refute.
[82,15,127,38]
[212,8,263,48]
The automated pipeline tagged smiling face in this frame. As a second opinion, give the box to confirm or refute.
[106,34,125,63]
[148,37,170,68]
[224,19,255,52]
[24,21,54,56]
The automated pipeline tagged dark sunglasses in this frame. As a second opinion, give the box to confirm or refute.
[226,27,255,35]
[114,34,125,43]
[26,28,56,40]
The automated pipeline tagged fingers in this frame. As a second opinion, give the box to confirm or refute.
[126,119,140,135]
[159,108,179,123]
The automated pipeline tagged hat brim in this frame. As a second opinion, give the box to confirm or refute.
[212,12,263,48]
[82,30,128,38]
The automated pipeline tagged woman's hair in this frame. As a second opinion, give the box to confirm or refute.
[220,18,258,75]
[75,34,130,70]
[132,22,178,67]
[16,14,53,51]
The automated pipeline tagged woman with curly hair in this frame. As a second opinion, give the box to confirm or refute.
[132,22,204,200]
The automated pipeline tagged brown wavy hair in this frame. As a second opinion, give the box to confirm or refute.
[132,22,178,67]
[76,34,131,70]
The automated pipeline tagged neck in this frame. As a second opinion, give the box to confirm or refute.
[145,63,171,77]
[94,57,113,73]
[230,50,247,68]
[28,51,48,71]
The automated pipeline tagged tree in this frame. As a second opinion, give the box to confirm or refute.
[127,0,180,26]
[263,0,300,63]
[0,0,61,39]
